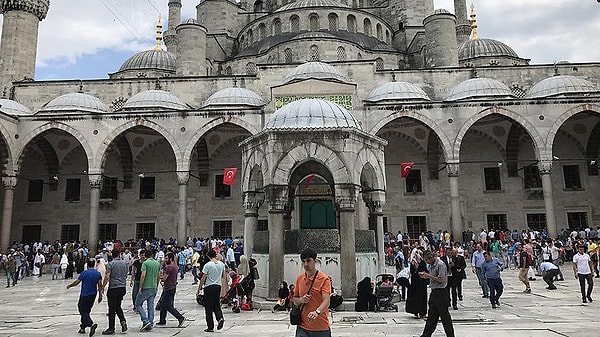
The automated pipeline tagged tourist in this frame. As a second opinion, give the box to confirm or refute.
[102,250,128,335]
[573,245,594,303]
[539,261,560,290]
[406,246,428,318]
[156,252,186,327]
[66,259,103,336]
[480,251,504,308]
[417,250,455,337]
[471,243,489,298]
[197,249,226,332]
[135,249,160,332]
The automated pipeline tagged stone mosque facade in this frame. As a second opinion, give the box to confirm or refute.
[1,0,599,297]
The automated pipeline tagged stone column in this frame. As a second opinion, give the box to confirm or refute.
[364,191,386,274]
[447,163,462,241]
[88,174,102,255]
[336,185,357,298]
[177,172,189,246]
[540,161,557,238]
[1,176,17,250]
[243,191,264,257]
[266,185,288,299]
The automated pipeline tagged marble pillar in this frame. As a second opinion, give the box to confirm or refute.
[243,191,263,257]
[0,176,17,250]
[266,185,287,299]
[177,172,189,246]
[88,174,102,255]
[540,161,557,238]
[447,163,462,241]
[365,191,386,274]
[337,186,357,298]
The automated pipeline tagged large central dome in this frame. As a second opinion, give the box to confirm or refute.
[118,49,176,73]
[284,62,347,84]
[265,98,360,130]
[276,0,349,12]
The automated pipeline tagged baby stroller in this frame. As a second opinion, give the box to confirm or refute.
[224,271,245,313]
[374,274,398,312]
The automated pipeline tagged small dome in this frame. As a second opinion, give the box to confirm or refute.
[204,87,265,107]
[40,93,108,113]
[458,38,519,61]
[526,75,598,99]
[365,81,431,103]
[0,99,32,116]
[265,98,360,130]
[445,78,514,101]
[284,62,347,84]
[276,0,349,12]
[121,90,188,110]
[118,49,176,73]
[181,18,199,25]
[432,8,451,14]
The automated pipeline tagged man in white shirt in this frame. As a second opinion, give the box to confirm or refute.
[573,245,594,303]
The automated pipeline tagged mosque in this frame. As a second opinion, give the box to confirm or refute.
[0,0,599,297]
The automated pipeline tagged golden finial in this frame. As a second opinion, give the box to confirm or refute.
[154,15,163,51]
[469,3,479,40]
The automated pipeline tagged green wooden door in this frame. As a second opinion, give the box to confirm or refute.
[301,200,335,229]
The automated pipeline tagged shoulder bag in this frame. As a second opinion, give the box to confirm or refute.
[290,270,318,325]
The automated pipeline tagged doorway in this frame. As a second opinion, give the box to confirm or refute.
[301,200,335,229]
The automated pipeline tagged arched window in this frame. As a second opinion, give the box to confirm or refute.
[258,23,266,39]
[248,29,254,44]
[375,57,384,70]
[357,52,362,60]
[246,62,258,75]
[240,35,245,48]
[347,15,356,33]
[336,46,346,61]
[273,19,282,35]
[290,15,300,33]
[386,30,390,44]
[309,13,319,31]
[309,45,320,61]
[285,48,293,63]
[328,13,338,31]
[363,18,372,36]
[376,23,382,40]
[254,0,263,12]
[224,66,233,75]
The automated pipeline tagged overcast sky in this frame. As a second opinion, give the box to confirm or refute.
[1,0,598,80]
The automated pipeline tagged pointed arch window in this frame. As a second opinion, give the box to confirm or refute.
[258,23,266,39]
[363,18,372,36]
[328,13,338,31]
[273,19,282,35]
[376,23,383,40]
[309,13,319,31]
[336,46,346,61]
[347,15,356,33]
[291,15,300,33]
[285,48,293,63]
[309,45,320,61]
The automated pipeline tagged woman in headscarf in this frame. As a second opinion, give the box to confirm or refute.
[271,281,290,312]
[355,276,375,311]
[237,255,249,278]
[405,246,428,318]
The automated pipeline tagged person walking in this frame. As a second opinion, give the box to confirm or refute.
[102,250,129,335]
[517,244,532,293]
[446,248,466,309]
[197,249,226,332]
[539,261,560,290]
[292,248,332,337]
[480,251,504,308]
[471,244,489,298]
[135,249,160,332]
[573,245,594,303]
[406,246,428,318]
[156,252,186,328]
[417,250,455,337]
[66,259,103,337]
[130,250,145,313]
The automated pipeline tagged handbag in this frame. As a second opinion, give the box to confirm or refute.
[290,270,318,325]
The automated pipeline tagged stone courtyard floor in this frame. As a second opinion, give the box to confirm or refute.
[0,266,597,336]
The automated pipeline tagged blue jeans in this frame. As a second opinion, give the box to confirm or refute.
[475,267,489,296]
[78,294,97,329]
[295,327,332,337]
[131,280,140,307]
[135,288,157,327]
[179,265,185,279]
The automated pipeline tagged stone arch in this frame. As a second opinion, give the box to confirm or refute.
[132,138,169,166]
[545,104,600,155]
[209,135,249,161]
[356,147,385,190]
[97,119,182,173]
[464,129,507,158]
[272,142,351,186]
[242,148,269,190]
[14,122,93,173]
[369,111,452,161]
[0,125,15,173]
[454,107,543,161]
[184,117,259,172]
[377,130,428,156]
[556,129,586,156]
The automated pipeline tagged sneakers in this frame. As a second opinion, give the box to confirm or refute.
[101,330,115,335]
[177,317,186,328]
[546,286,557,290]
[495,301,500,307]
[523,288,531,293]
[482,295,489,298]
[204,328,214,332]
[217,318,225,330]
[89,323,98,337]
[120,321,127,333]
[140,322,152,332]
[155,322,166,326]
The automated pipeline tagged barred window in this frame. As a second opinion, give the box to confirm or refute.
[376,23,382,40]
[309,45,320,61]
[386,30,391,44]
[258,23,266,39]
[347,15,356,33]
[273,19,282,35]
[363,18,372,36]
[328,13,338,31]
[248,29,254,44]
[285,48,293,63]
[336,46,346,61]
[291,15,300,33]
[246,62,258,75]
[224,66,232,75]
[375,57,384,70]
[511,84,526,98]
[309,14,319,31]
[110,97,127,112]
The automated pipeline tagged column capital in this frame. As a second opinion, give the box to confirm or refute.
[363,190,385,214]
[2,176,17,189]
[335,184,357,210]
[0,0,50,20]
[88,174,102,189]
[177,171,190,185]
[539,160,553,175]
[447,163,460,177]
[243,191,264,211]
[266,185,289,213]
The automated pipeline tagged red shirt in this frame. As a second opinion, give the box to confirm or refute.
[162,263,179,291]
[294,271,331,331]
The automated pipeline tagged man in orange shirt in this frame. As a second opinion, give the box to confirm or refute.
[292,249,331,337]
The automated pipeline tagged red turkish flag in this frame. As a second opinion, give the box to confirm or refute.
[303,174,315,190]
[400,162,414,178]
[222,168,237,185]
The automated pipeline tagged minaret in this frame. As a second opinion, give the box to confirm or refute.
[0,0,50,90]
[164,0,181,56]
[469,3,479,40]
[454,0,471,44]
[155,15,164,51]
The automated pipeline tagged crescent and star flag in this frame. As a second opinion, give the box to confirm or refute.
[400,162,414,178]
[223,168,238,185]
[303,174,315,190]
